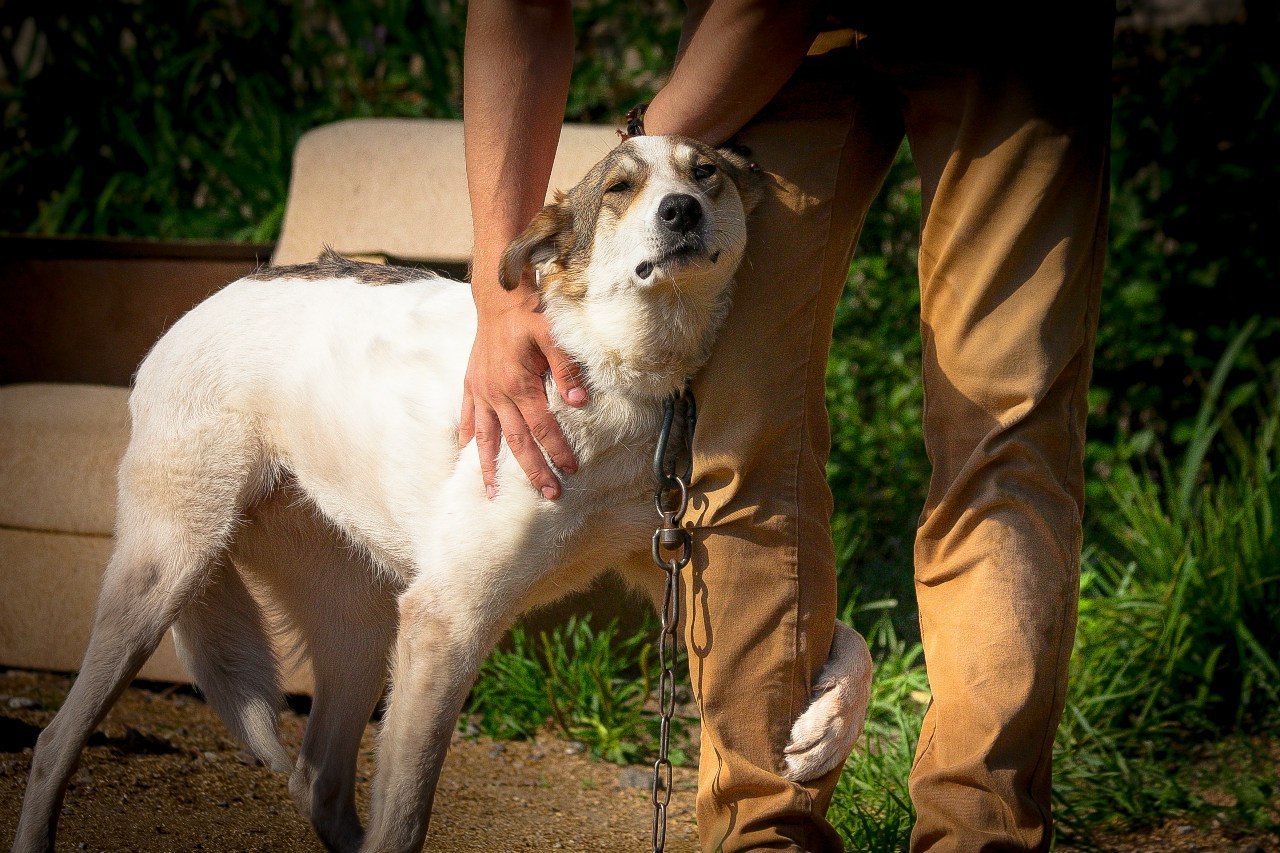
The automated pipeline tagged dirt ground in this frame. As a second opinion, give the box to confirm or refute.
[0,670,699,852]
[1,670,1276,853]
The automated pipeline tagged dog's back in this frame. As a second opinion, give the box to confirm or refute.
[132,272,477,566]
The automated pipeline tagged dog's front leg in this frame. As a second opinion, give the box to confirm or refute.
[360,583,475,853]
[359,443,564,852]
[360,565,531,853]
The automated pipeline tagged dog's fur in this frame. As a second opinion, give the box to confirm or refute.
[13,135,871,853]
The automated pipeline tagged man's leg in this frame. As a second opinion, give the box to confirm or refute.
[684,37,903,852]
[899,20,1113,853]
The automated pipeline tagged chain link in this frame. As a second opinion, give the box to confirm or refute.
[650,381,695,853]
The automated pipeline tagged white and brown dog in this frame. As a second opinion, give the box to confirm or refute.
[13,135,871,853]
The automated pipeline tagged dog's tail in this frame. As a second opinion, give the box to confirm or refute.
[172,559,292,772]
[782,621,873,782]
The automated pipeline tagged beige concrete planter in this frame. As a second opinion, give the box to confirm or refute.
[0,237,311,688]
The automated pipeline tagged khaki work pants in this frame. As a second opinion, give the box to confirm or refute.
[680,15,1112,853]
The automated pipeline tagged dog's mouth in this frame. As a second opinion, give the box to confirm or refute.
[635,237,720,281]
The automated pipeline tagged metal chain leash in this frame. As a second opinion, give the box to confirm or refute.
[649,380,696,853]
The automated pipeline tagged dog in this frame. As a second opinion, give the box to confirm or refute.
[13,135,872,853]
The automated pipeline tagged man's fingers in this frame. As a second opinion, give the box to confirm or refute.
[459,387,476,448]
[472,404,503,499]
[493,402,562,500]
[545,344,588,407]
[463,311,578,500]
[515,394,578,475]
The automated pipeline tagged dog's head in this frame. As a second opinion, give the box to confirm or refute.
[499,135,763,302]
[497,136,763,393]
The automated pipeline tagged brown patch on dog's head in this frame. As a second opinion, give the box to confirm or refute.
[498,202,570,291]
[591,147,653,225]
[499,144,650,298]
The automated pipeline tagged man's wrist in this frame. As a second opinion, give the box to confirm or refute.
[472,273,538,317]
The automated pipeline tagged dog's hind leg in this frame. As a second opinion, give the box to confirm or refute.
[234,491,398,853]
[13,532,227,853]
[13,413,262,853]
[290,595,395,853]
[288,556,396,850]
[171,557,291,772]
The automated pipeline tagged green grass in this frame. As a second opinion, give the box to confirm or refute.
[462,615,691,767]
[1054,326,1280,841]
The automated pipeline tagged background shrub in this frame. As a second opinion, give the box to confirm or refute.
[1,0,681,240]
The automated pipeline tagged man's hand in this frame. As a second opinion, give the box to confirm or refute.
[459,278,586,500]
[463,0,576,499]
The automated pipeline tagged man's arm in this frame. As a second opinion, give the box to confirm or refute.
[646,0,819,144]
[462,0,583,501]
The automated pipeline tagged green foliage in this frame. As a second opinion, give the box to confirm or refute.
[3,0,466,240]
[1189,735,1280,832]
[1090,23,1280,472]
[463,624,551,742]
[565,1,683,122]
[1054,333,1280,837]
[1080,328,1279,734]
[463,615,688,766]
[1,0,680,240]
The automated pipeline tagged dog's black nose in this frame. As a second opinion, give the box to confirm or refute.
[657,193,702,234]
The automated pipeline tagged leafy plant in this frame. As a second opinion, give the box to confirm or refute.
[1,0,680,241]
[536,615,666,765]
[1082,324,1279,730]
[1089,21,1280,475]
[464,615,688,766]
[463,624,553,741]
[825,146,928,625]
[1055,327,1280,837]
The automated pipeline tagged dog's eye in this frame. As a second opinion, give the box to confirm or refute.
[693,163,717,181]
[606,180,632,194]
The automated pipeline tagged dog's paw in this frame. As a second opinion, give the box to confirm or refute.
[782,622,873,782]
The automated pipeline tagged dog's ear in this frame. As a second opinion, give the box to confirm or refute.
[715,144,765,217]
[499,202,568,290]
